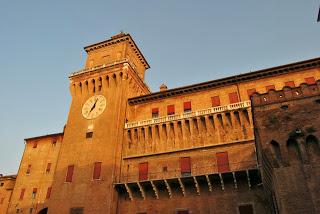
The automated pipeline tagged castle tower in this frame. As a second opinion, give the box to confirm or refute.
[48,33,150,213]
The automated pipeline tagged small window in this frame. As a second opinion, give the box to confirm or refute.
[228,92,239,104]
[0,182,4,186]
[305,77,316,85]
[266,85,275,91]
[162,166,168,172]
[32,188,37,199]
[284,81,295,88]
[211,96,221,107]
[247,88,256,98]
[26,164,31,175]
[238,204,254,214]
[167,105,175,115]
[86,132,93,139]
[52,140,57,146]
[216,152,230,173]
[152,108,159,118]
[29,208,33,214]
[180,157,191,176]
[70,207,84,214]
[139,162,148,181]
[16,209,20,213]
[65,165,74,182]
[183,101,192,113]
[19,188,25,200]
[46,163,51,173]
[93,162,102,180]
[33,142,37,148]
[46,187,52,199]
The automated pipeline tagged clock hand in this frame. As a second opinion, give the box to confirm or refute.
[89,98,98,113]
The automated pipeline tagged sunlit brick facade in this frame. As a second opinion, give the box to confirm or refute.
[2,33,320,214]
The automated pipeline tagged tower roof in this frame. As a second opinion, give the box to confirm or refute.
[84,33,150,69]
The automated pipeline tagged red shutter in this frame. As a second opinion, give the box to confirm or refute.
[216,152,230,173]
[46,187,52,199]
[33,142,37,148]
[139,162,148,181]
[211,96,221,107]
[65,165,74,182]
[19,189,25,200]
[228,92,239,104]
[33,188,37,193]
[167,105,175,115]
[266,85,275,91]
[247,88,256,98]
[180,157,191,173]
[93,162,102,180]
[305,77,316,85]
[152,108,159,113]
[284,81,295,88]
[183,101,192,111]
[46,163,51,173]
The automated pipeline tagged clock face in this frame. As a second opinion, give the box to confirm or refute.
[82,95,106,119]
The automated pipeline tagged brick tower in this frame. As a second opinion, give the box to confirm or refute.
[47,33,150,214]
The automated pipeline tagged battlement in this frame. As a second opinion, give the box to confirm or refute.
[251,80,320,107]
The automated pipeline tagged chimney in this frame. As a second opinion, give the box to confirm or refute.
[160,84,168,92]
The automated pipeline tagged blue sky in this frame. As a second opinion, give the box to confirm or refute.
[0,0,319,174]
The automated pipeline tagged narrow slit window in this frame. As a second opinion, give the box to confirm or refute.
[93,162,102,180]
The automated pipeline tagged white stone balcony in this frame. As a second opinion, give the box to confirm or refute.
[125,101,251,129]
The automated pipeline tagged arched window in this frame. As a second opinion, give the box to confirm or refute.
[287,138,302,164]
[270,140,282,166]
[306,135,320,162]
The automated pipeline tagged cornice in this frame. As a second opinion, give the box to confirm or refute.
[128,57,320,105]
[24,132,63,141]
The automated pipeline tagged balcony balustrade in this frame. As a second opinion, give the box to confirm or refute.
[125,101,251,129]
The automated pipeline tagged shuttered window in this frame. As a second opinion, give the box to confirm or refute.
[19,189,25,200]
[180,157,191,175]
[93,162,102,180]
[284,81,295,88]
[26,164,31,174]
[305,77,316,85]
[216,152,230,173]
[211,96,220,107]
[167,105,175,115]
[46,187,52,199]
[139,162,148,181]
[228,92,239,104]
[46,163,51,173]
[152,108,159,118]
[183,101,192,112]
[247,88,256,98]
[266,85,275,91]
[65,165,74,182]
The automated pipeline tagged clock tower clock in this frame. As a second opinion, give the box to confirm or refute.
[48,33,150,213]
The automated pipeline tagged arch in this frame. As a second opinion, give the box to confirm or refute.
[37,208,48,214]
[270,140,282,166]
[106,75,110,88]
[98,77,102,91]
[287,138,302,164]
[306,135,320,162]
[91,79,96,93]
